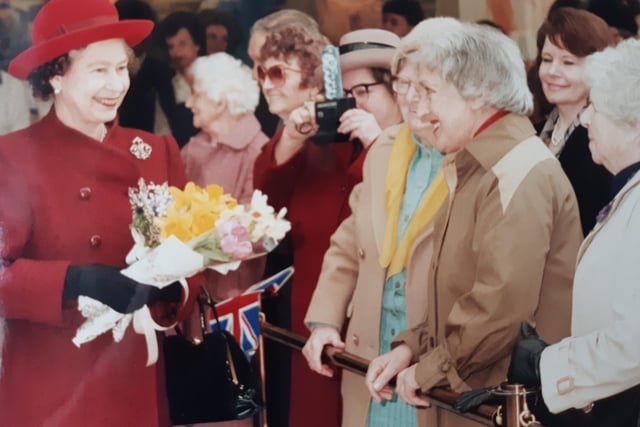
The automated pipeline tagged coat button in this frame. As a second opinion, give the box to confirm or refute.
[358,248,365,259]
[79,187,92,200]
[351,334,359,346]
[89,235,102,248]
[440,359,452,373]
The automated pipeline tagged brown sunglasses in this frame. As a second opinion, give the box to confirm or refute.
[256,64,303,87]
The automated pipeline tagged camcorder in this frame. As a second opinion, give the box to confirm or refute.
[312,46,356,145]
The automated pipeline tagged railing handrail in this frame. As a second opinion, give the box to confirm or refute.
[260,320,498,426]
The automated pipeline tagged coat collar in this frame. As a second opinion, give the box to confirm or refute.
[191,114,264,151]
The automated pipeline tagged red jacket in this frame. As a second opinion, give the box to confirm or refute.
[253,129,366,427]
[0,110,187,427]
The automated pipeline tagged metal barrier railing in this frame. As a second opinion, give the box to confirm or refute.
[259,320,541,426]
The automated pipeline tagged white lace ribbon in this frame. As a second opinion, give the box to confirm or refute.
[72,236,241,365]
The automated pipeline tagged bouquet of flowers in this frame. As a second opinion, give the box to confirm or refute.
[73,179,291,365]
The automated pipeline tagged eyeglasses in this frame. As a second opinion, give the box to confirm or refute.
[343,82,384,101]
[256,64,303,87]
[391,78,435,100]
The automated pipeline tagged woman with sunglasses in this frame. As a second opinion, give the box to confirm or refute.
[253,26,401,427]
[0,0,190,425]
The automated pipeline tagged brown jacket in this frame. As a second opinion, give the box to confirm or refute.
[396,114,582,402]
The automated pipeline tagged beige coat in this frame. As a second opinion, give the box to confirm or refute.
[306,125,481,427]
[396,114,582,414]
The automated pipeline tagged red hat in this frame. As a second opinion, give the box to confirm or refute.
[9,0,153,79]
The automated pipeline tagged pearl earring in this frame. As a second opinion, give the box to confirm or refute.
[54,87,61,95]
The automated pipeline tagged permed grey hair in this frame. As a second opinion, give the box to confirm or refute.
[190,53,260,116]
[392,17,532,115]
[584,38,640,127]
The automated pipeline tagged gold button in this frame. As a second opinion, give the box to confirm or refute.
[79,187,92,200]
[89,235,102,248]
[351,334,359,346]
[358,248,365,259]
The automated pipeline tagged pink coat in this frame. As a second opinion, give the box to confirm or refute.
[0,110,188,427]
[181,114,268,302]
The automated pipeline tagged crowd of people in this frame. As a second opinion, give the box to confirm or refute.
[2,0,640,426]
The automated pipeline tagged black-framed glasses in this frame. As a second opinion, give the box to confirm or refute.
[343,82,384,100]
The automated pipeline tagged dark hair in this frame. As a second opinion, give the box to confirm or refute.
[589,0,640,36]
[158,11,206,56]
[371,67,393,93]
[548,0,586,14]
[476,19,507,34]
[382,0,424,27]
[259,26,328,89]
[530,7,616,118]
[27,54,71,100]
[115,0,157,23]
[197,9,241,53]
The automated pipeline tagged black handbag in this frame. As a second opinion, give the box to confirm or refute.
[163,289,263,425]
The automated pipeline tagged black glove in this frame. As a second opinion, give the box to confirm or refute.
[453,388,500,413]
[63,264,179,314]
[507,322,548,388]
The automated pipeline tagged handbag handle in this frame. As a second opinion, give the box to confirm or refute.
[198,286,241,386]
[198,286,223,333]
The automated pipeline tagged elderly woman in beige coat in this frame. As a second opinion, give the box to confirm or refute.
[302,25,447,427]
[364,18,583,426]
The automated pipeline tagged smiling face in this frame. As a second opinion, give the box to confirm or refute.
[411,67,478,153]
[50,38,130,134]
[394,63,435,144]
[185,81,223,131]
[260,56,318,120]
[539,37,589,109]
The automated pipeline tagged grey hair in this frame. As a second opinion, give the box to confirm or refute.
[189,53,260,116]
[250,9,319,36]
[584,38,640,126]
[392,17,532,115]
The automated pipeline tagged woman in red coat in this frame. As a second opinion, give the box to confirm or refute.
[0,0,190,425]
[253,25,401,427]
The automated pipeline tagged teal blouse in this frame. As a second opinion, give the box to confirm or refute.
[366,136,443,427]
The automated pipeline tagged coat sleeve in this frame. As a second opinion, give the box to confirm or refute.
[304,182,362,329]
[409,164,576,392]
[540,199,640,413]
[0,145,70,326]
[252,129,305,212]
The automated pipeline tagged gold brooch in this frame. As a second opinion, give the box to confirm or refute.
[130,136,152,160]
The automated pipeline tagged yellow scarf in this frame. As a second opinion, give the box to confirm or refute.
[379,125,448,278]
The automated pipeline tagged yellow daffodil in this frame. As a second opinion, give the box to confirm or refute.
[158,182,238,242]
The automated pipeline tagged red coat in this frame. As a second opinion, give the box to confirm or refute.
[0,110,187,427]
[254,129,366,427]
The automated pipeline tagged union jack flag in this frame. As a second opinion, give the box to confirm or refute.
[210,266,293,358]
